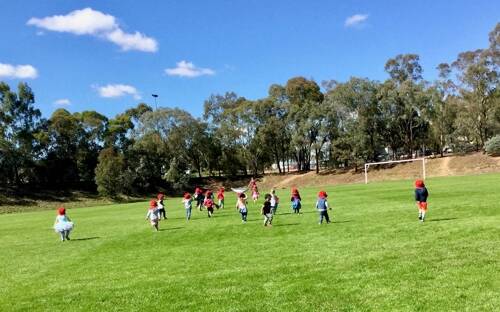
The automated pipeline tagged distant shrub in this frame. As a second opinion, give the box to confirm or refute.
[451,141,476,155]
[485,135,500,156]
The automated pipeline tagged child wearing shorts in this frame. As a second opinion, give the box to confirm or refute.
[261,194,273,226]
[204,196,215,218]
[415,180,429,222]
[236,193,248,223]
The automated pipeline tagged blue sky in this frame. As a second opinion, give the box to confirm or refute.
[0,0,498,118]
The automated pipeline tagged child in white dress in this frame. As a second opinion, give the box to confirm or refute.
[145,199,160,231]
[53,207,74,241]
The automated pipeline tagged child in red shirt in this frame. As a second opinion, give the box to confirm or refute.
[216,187,225,209]
[204,192,215,218]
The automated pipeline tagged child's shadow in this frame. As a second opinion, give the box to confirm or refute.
[428,218,457,222]
[72,237,100,241]
[272,223,300,227]
[159,227,183,231]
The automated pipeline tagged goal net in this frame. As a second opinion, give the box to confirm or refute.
[364,158,426,184]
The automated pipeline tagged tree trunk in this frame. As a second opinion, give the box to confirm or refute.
[315,147,320,174]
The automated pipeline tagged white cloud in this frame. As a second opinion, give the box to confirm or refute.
[0,63,38,79]
[165,61,215,78]
[27,8,158,52]
[345,14,369,27]
[97,84,141,100]
[106,29,158,52]
[54,98,71,106]
[27,8,115,35]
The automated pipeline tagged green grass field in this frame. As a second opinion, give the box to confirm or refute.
[1,174,499,311]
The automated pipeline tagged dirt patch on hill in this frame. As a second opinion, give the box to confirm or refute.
[258,153,500,190]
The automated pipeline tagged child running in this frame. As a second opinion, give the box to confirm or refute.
[157,193,167,220]
[53,207,74,241]
[270,188,279,215]
[291,187,302,214]
[236,193,248,223]
[249,177,259,204]
[252,186,260,204]
[316,190,331,224]
[145,199,160,231]
[415,179,429,222]
[194,187,204,210]
[216,187,225,209]
[204,192,215,218]
[182,193,193,220]
[261,194,273,226]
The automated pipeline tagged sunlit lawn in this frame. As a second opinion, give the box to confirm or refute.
[1,174,499,311]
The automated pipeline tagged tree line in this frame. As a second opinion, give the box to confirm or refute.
[1,24,499,196]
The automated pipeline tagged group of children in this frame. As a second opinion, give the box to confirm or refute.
[53,179,430,239]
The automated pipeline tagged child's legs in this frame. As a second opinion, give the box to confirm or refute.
[318,211,323,223]
[263,214,272,225]
[59,231,65,241]
[186,208,191,220]
[324,210,330,223]
[242,212,247,221]
[64,230,71,239]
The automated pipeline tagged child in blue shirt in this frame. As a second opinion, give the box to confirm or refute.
[316,190,331,224]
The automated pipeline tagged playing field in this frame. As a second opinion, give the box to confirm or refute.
[1,174,499,311]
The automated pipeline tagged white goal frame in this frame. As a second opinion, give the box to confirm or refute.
[364,158,426,184]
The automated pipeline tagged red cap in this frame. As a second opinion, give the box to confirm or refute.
[149,199,157,208]
[415,180,425,188]
[183,192,191,199]
[291,187,299,195]
[318,191,327,198]
[57,207,66,215]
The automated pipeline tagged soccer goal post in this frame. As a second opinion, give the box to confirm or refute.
[364,158,426,184]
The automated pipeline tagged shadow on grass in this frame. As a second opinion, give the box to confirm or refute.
[332,220,352,224]
[272,223,300,227]
[159,227,183,231]
[71,236,100,241]
[428,218,457,222]
[278,211,316,216]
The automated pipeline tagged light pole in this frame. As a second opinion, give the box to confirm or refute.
[152,94,159,110]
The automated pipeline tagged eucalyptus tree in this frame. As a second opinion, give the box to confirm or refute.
[450,23,499,150]
[285,77,324,171]
[0,82,43,186]
[379,54,432,158]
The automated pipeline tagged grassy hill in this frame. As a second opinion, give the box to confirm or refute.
[0,174,499,311]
